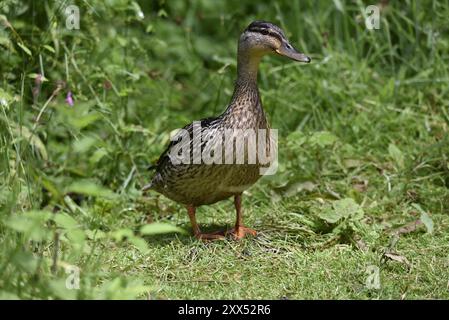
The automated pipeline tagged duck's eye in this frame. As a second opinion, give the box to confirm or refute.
[261,29,269,35]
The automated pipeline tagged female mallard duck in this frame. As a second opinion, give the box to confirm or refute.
[143,21,310,240]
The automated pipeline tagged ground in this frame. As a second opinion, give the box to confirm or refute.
[0,0,448,299]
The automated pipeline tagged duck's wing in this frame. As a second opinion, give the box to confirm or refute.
[142,116,221,191]
[148,116,221,171]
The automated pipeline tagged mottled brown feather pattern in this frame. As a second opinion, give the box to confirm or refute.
[150,80,271,206]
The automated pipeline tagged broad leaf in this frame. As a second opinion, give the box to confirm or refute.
[140,222,188,235]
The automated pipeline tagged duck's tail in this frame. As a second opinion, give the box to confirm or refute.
[141,182,153,192]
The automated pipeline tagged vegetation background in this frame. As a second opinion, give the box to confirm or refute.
[1,0,448,299]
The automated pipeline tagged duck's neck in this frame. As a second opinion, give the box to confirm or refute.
[226,50,263,114]
[236,49,262,84]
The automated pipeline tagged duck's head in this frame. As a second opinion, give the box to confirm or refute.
[239,21,311,63]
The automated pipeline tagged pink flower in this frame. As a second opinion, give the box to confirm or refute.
[65,91,74,107]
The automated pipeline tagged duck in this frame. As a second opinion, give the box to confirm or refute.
[143,21,310,240]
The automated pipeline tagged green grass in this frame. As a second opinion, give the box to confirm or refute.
[1,0,449,299]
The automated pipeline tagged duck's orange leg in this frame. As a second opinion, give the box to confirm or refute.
[187,205,224,241]
[225,194,257,240]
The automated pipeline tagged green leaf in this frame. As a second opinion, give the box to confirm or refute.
[4,210,52,241]
[130,1,144,19]
[333,0,344,12]
[286,131,306,147]
[85,229,106,240]
[43,44,55,53]
[128,236,149,253]
[89,148,108,164]
[145,24,154,33]
[319,206,342,224]
[12,250,39,273]
[27,73,48,82]
[283,181,317,198]
[53,213,79,229]
[17,42,32,56]
[388,143,404,169]
[333,198,364,219]
[69,113,102,130]
[310,131,338,148]
[110,228,134,241]
[412,203,434,234]
[73,136,98,153]
[140,222,188,236]
[157,9,168,18]
[66,229,86,247]
[66,181,116,198]
[319,198,364,224]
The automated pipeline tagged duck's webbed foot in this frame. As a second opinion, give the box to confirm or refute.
[225,226,257,240]
[226,194,257,240]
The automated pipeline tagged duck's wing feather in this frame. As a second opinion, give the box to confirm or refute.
[149,116,222,171]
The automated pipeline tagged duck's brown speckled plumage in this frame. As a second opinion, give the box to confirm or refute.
[144,21,310,240]
[150,78,268,206]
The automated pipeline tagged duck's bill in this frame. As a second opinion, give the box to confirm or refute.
[275,42,311,63]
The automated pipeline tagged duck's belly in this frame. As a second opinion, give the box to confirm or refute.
[153,164,262,206]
